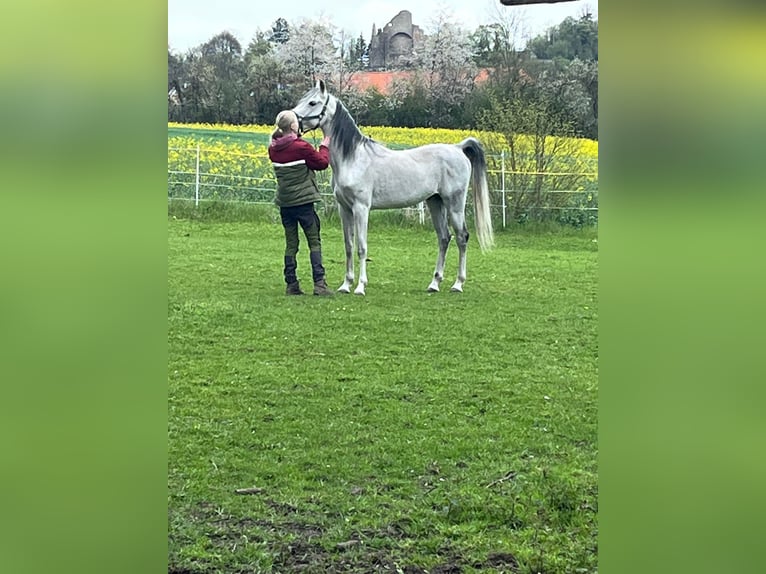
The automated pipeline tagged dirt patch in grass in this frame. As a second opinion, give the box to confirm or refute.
[475,552,520,570]
[171,502,521,573]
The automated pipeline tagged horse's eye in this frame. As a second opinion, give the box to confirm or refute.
[309,101,317,106]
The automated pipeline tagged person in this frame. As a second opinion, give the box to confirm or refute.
[268,110,334,296]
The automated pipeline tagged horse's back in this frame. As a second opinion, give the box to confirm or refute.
[332,139,474,210]
[367,145,468,208]
[404,144,472,185]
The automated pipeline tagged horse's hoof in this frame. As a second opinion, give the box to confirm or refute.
[427,286,439,293]
[450,286,463,293]
[354,287,366,296]
[338,285,351,294]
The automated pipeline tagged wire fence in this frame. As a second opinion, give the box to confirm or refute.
[168,145,599,227]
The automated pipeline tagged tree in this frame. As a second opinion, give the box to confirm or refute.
[347,33,368,70]
[269,18,290,45]
[386,77,430,128]
[168,49,184,87]
[515,10,598,138]
[243,30,292,124]
[332,29,356,97]
[572,58,598,138]
[412,15,478,127]
[478,95,589,222]
[163,13,597,134]
[527,14,598,61]
[201,31,242,59]
[470,5,533,110]
[199,32,246,123]
[182,48,215,123]
[470,25,494,68]
[538,58,598,139]
[274,18,336,87]
[469,3,524,73]
[350,89,389,126]
[168,49,185,120]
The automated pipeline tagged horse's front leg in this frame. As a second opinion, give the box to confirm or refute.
[337,204,355,293]
[353,205,370,295]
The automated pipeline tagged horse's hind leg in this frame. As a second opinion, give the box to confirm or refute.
[427,195,451,292]
[353,205,370,295]
[337,204,355,293]
[448,207,469,293]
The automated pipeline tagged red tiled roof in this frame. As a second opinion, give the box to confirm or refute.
[346,71,412,94]
[347,69,491,95]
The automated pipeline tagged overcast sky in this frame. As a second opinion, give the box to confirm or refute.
[168,0,598,54]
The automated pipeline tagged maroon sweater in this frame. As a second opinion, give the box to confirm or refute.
[268,133,330,207]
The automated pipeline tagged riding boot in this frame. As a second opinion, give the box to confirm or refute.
[284,256,303,295]
[313,278,333,296]
[310,251,333,296]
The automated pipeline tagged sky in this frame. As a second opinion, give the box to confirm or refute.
[168,0,598,55]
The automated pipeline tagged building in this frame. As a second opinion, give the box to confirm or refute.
[368,10,425,70]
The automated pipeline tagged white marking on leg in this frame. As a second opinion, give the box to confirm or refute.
[353,205,369,295]
[338,204,355,293]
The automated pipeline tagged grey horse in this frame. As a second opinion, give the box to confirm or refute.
[292,80,494,295]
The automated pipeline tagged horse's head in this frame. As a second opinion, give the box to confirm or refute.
[292,79,331,134]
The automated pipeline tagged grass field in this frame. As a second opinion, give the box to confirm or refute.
[168,212,598,573]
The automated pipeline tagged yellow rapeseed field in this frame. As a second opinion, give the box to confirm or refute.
[168,122,598,160]
[167,122,598,204]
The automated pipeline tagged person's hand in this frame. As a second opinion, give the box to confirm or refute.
[321,136,330,148]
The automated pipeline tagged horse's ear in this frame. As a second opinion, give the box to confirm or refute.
[317,79,326,94]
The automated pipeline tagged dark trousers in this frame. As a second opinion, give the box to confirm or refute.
[280,203,322,255]
[280,203,325,283]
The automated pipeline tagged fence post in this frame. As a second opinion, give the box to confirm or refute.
[501,150,507,228]
[418,201,425,225]
[195,144,200,207]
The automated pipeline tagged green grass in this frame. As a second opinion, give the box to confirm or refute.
[168,213,598,573]
[168,126,273,147]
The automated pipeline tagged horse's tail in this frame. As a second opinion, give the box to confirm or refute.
[458,137,495,252]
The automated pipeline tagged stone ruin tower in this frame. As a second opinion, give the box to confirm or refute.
[368,10,425,70]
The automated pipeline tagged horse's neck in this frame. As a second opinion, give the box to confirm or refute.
[330,101,363,140]
[326,100,370,166]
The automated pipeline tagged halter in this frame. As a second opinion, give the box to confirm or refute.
[295,94,330,134]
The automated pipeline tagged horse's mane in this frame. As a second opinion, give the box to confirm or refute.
[329,97,382,161]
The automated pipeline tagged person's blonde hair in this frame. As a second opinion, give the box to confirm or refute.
[272,110,298,138]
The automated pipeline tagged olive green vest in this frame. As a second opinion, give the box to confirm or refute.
[273,161,322,207]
